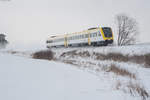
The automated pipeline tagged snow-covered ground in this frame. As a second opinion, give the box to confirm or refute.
[0,53,136,100]
[51,44,150,100]
[0,44,150,100]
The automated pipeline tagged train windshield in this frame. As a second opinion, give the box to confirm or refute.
[102,27,112,37]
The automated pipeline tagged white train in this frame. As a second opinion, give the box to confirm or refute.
[46,27,114,48]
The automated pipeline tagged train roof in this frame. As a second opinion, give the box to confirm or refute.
[88,27,98,30]
[47,27,111,40]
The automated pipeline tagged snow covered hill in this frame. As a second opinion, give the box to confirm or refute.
[0,44,150,100]
[0,53,133,100]
[51,44,150,100]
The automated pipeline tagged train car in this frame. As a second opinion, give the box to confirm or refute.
[46,27,114,48]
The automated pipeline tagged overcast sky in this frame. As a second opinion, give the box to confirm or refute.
[0,0,150,45]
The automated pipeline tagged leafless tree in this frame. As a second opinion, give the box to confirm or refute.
[115,14,139,46]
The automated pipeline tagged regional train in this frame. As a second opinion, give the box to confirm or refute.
[46,27,114,48]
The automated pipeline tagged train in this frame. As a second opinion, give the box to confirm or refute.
[46,27,114,48]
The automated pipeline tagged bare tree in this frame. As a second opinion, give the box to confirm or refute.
[115,14,138,46]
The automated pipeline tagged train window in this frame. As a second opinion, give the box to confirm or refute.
[82,35,84,38]
[92,33,94,37]
[76,36,77,39]
[94,33,97,37]
[90,34,92,37]
[83,34,85,38]
[93,33,95,37]
[85,34,88,38]
[92,34,94,37]
[90,32,97,37]
[68,37,71,40]
[47,40,52,43]
[98,32,101,36]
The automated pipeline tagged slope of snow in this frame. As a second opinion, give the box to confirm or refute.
[1,43,150,100]
[50,44,150,100]
[0,53,138,100]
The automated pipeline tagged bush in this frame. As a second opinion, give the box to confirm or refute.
[115,81,149,100]
[32,50,53,60]
[107,64,136,79]
[95,52,150,68]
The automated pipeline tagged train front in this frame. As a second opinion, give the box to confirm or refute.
[101,27,114,44]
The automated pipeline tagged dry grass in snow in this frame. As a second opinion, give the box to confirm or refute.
[60,50,150,67]
[116,81,149,100]
[32,50,53,60]
[105,64,136,79]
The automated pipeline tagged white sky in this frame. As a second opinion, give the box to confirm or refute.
[0,0,150,45]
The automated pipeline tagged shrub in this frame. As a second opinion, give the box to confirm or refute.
[95,52,150,68]
[143,54,150,67]
[115,81,149,100]
[127,82,149,100]
[107,64,136,79]
[95,52,129,62]
[32,50,53,60]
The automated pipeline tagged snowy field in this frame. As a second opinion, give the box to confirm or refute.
[0,44,150,100]
[0,53,136,100]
